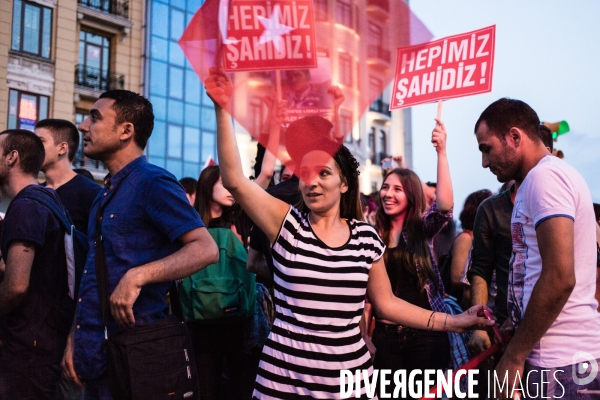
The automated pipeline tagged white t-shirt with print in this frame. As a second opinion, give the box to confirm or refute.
[509,155,600,367]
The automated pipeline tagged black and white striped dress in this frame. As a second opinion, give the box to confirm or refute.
[253,206,386,399]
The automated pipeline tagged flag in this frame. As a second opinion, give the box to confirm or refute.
[179,0,433,172]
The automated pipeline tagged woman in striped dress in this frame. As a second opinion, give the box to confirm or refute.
[205,68,492,399]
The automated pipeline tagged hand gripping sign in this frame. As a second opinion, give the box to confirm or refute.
[390,25,495,110]
[222,0,317,72]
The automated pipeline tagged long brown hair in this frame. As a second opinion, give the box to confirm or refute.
[194,165,251,245]
[376,168,437,290]
[194,165,222,227]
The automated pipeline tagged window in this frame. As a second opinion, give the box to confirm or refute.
[77,31,112,91]
[7,90,49,131]
[378,130,387,161]
[339,53,352,86]
[368,22,383,47]
[368,127,376,163]
[339,109,353,143]
[11,0,52,58]
[335,0,352,28]
[314,0,328,21]
[249,97,263,140]
[369,76,383,100]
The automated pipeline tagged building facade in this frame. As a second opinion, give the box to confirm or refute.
[1,0,413,193]
[1,0,144,177]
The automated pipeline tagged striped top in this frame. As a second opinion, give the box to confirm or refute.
[253,206,386,399]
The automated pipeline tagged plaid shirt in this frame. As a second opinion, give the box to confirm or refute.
[399,202,471,368]
[399,201,452,313]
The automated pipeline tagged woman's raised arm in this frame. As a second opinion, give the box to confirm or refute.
[432,119,453,213]
[206,67,290,243]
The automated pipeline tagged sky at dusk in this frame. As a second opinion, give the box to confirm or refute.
[408,0,600,217]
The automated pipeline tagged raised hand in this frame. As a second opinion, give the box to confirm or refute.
[327,85,345,109]
[204,66,233,108]
[432,118,447,153]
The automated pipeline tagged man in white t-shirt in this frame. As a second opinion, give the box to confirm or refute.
[475,98,600,399]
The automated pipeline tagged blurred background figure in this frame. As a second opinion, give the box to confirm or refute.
[448,189,493,308]
[179,177,197,206]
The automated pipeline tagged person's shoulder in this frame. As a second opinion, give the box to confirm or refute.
[5,187,57,226]
[266,178,301,204]
[134,161,180,189]
[352,220,382,240]
[526,156,582,191]
[481,190,509,209]
[69,173,102,193]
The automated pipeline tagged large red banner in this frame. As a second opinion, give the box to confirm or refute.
[179,0,434,170]
[223,0,317,72]
[390,25,495,110]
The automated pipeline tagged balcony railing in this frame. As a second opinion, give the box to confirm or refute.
[78,0,129,19]
[75,64,124,92]
[367,0,389,12]
[370,152,388,165]
[368,45,391,63]
[369,98,391,117]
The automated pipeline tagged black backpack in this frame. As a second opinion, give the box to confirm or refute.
[19,186,89,300]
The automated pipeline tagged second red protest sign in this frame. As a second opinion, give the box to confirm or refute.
[222,0,317,72]
[390,25,496,110]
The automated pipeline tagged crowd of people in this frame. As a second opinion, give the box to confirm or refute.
[0,71,598,400]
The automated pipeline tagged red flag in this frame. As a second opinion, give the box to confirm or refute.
[179,0,432,172]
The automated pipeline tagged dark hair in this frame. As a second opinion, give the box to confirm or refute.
[459,189,493,231]
[593,203,600,223]
[296,145,364,221]
[376,168,437,290]
[194,165,221,227]
[73,168,95,181]
[35,119,80,162]
[179,177,198,195]
[99,90,154,149]
[333,145,363,220]
[475,98,542,144]
[425,181,437,188]
[0,129,45,177]
[538,124,553,151]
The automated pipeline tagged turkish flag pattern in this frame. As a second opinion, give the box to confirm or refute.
[179,0,432,170]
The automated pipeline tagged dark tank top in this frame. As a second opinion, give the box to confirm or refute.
[385,241,432,311]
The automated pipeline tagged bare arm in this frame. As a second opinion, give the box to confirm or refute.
[0,241,35,316]
[432,119,453,212]
[450,232,472,286]
[328,86,345,141]
[470,275,490,309]
[206,67,290,243]
[109,227,219,328]
[367,257,491,332]
[495,217,575,399]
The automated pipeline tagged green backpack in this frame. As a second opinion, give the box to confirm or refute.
[179,227,256,322]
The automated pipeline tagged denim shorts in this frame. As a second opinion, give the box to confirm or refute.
[523,359,600,399]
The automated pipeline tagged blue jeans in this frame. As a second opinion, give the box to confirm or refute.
[524,359,600,399]
[82,373,112,400]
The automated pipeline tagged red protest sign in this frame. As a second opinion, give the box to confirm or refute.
[223,0,317,72]
[390,25,495,110]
